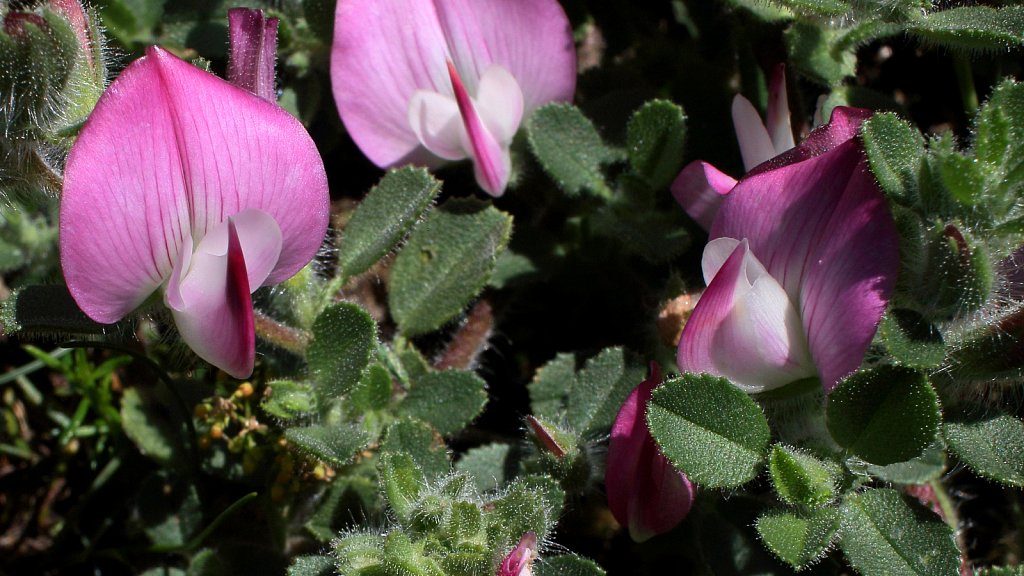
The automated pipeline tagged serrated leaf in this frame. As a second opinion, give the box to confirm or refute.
[647,373,771,488]
[529,353,576,420]
[285,424,369,467]
[338,167,441,279]
[390,199,512,336]
[381,418,451,480]
[262,380,316,421]
[945,412,1024,487]
[567,347,646,436]
[769,445,838,508]
[399,370,488,436]
[909,6,1024,52]
[526,103,622,197]
[287,555,336,576]
[876,309,945,370]
[785,22,857,86]
[839,488,960,576]
[756,508,839,571]
[456,443,514,493]
[826,366,941,466]
[861,113,926,206]
[626,100,687,190]
[308,303,376,404]
[535,555,607,576]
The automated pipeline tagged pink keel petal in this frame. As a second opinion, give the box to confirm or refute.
[498,532,537,576]
[671,161,737,230]
[228,8,279,102]
[447,61,510,196]
[606,365,694,542]
[167,218,256,379]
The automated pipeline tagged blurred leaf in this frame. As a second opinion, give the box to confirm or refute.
[457,443,515,493]
[723,0,794,21]
[399,370,488,436]
[945,412,1024,487]
[774,0,849,18]
[648,373,770,488]
[909,6,1024,52]
[529,352,576,420]
[137,473,202,548]
[381,418,451,480]
[861,113,926,206]
[378,451,426,523]
[287,555,336,576]
[567,347,646,436]
[285,424,369,467]
[785,22,857,86]
[526,103,623,197]
[262,379,316,421]
[348,363,393,415]
[188,549,230,576]
[487,476,562,549]
[308,302,377,403]
[390,199,512,336]
[876,309,945,370]
[489,250,539,289]
[768,445,838,508]
[826,366,940,466]
[626,99,687,190]
[756,508,839,571]
[839,489,960,576]
[333,532,386,575]
[121,386,185,466]
[338,167,442,279]
[535,555,607,576]
[866,439,946,484]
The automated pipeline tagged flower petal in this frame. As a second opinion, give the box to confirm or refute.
[606,364,694,542]
[671,161,737,230]
[228,8,279,102]
[408,89,465,161]
[766,64,795,153]
[680,240,815,392]
[166,218,255,379]
[710,108,899,390]
[731,94,775,171]
[447,61,510,196]
[498,532,538,576]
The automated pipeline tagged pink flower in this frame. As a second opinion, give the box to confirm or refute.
[676,107,899,393]
[606,364,695,542]
[498,532,537,576]
[60,46,329,378]
[330,0,576,197]
[227,8,278,102]
[672,65,795,229]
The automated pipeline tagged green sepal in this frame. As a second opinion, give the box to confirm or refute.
[839,488,960,576]
[756,508,839,571]
[768,445,838,508]
[647,373,771,488]
[826,366,941,466]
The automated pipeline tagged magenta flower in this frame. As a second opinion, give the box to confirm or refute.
[498,532,537,576]
[606,364,695,542]
[330,0,576,197]
[672,65,795,229]
[60,46,329,378]
[227,8,278,102]
[677,107,899,393]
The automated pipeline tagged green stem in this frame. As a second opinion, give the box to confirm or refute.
[148,492,259,553]
[253,310,310,355]
[928,478,967,569]
[953,55,979,117]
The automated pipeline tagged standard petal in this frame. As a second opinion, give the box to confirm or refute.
[228,8,279,102]
[766,64,795,153]
[731,94,775,171]
[61,51,191,323]
[167,218,255,378]
[145,47,328,285]
[671,161,737,230]
[711,108,898,390]
[606,364,694,542]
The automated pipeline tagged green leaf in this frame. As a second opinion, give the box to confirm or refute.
[866,439,947,484]
[526,103,622,197]
[876,309,946,370]
[348,363,393,415]
[456,443,514,493]
[768,445,838,508]
[535,555,607,576]
[567,347,646,436]
[976,567,1024,576]
[399,370,488,436]
[378,452,426,523]
[338,167,442,279]
[487,476,562,548]
[975,80,1024,176]
[647,373,771,488]
[288,555,336,576]
[909,6,1024,52]
[121,386,185,466]
[945,412,1024,487]
[784,22,857,86]
[775,0,849,18]
[333,532,386,575]
[285,424,369,467]
[756,508,839,571]
[826,366,941,466]
[390,199,512,336]
[625,100,687,190]
[381,418,451,480]
[861,113,926,206]
[262,380,316,421]
[528,352,576,420]
[308,303,377,403]
[839,488,960,576]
